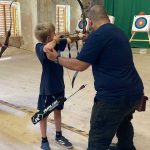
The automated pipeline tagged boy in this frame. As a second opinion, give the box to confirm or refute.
[34,23,73,150]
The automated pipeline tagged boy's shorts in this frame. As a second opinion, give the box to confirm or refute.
[37,91,65,111]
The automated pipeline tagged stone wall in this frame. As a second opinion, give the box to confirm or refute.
[17,0,38,51]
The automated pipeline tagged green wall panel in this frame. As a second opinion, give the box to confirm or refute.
[104,0,150,48]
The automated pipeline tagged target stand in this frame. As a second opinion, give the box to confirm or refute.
[108,15,115,24]
[130,15,150,44]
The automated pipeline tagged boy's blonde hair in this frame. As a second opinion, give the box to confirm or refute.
[34,23,55,43]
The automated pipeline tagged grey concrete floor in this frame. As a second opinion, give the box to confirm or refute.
[0,47,150,150]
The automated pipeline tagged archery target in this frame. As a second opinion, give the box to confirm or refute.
[76,18,89,32]
[108,15,115,24]
[135,17,147,29]
[132,15,150,32]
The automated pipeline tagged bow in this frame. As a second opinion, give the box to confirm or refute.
[71,0,87,88]
[0,0,15,58]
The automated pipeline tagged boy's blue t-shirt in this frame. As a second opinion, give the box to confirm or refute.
[36,39,67,95]
[77,23,144,102]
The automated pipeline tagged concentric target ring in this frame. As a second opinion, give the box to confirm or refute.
[78,20,87,29]
[135,17,147,29]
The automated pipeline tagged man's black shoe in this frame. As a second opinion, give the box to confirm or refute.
[108,143,136,150]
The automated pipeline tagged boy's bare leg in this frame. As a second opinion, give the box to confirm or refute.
[54,109,61,131]
[40,117,48,138]
[40,116,51,149]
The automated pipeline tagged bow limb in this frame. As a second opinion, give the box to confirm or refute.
[77,0,84,11]
[71,71,79,88]
[75,41,79,55]
[69,39,79,88]
[77,0,86,34]
[68,43,71,58]
[0,31,11,58]
[71,0,86,88]
[0,0,15,58]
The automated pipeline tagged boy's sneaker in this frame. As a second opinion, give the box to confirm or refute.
[55,136,73,149]
[41,141,51,150]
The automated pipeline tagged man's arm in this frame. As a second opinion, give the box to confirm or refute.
[58,57,90,71]
[46,48,90,71]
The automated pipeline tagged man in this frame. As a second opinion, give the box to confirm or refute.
[44,5,144,150]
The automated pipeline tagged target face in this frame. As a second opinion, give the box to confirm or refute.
[78,20,87,29]
[132,15,150,32]
[76,18,89,32]
[135,17,147,29]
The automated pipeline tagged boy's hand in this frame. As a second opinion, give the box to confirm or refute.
[53,34,61,43]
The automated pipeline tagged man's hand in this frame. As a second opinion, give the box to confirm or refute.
[45,48,59,61]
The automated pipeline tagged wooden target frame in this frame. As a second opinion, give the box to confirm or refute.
[108,15,115,24]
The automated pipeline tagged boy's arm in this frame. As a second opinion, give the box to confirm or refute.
[43,35,60,52]
[35,43,47,63]
[43,40,57,53]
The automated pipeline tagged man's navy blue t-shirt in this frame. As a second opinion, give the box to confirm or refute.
[77,23,143,102]
[36,39,67,95]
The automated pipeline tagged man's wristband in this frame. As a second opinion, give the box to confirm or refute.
[54,53,61,64]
